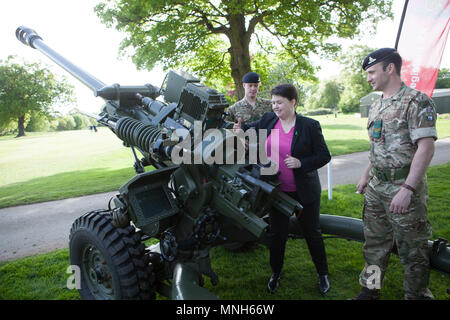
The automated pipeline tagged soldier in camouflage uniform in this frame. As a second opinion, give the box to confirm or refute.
[225,72,272,124]
[352,48,437,300]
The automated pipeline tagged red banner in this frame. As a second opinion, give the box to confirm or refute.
[397,0,450,97]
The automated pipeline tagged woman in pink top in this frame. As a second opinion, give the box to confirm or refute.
[236,84,331,295]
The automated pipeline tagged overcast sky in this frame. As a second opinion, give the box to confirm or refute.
[1,0,448,113]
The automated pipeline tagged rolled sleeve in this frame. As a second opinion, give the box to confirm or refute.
[408,94,438,145]
[410,127,438,144]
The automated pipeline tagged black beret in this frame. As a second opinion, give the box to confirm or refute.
[242,72,260,83]
[362,48,398,70]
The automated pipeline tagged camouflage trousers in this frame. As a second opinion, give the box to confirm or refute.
[359,176,434,299]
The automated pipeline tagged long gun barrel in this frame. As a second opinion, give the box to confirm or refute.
[16,26,160,103]
[16,26,229,167]
[16,26,106,95]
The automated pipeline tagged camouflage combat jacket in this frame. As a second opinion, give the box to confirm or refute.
[367,82,438,170]
[225,97,272,124]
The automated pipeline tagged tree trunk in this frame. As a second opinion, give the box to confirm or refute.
[16,116,26,137]
[228,14,252,101]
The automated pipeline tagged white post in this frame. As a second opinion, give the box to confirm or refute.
[327,160,332,200]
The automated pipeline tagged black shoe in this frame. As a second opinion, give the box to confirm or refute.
[351,287,380,300]
[318,274,330,294]
[267,273,280,294]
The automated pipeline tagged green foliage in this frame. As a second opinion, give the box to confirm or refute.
[19,109,95,134]
[305,80,341,110]
[336,45,374,113]
[436,68,450,89]
[176,35,233,95]
[72,114,86,130]
[0,120,17,136]
[257,57,313,105]
[94,0,392,99]
[0,56,75,136]
[56,116,76,131]
[69,111,99,130]
[305,108,334,116]
[25,112,51,132]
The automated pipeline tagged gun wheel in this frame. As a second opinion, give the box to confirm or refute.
[69,210,156,300]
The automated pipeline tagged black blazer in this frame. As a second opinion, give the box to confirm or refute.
[242,112,331,205]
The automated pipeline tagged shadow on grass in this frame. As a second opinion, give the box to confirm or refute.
[0,166,141,209]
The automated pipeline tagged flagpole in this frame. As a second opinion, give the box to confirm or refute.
[395,0,410,49]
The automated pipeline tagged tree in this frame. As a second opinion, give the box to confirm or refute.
[70,109,95,130]
[320,80,341,109]
[336,45,374,113]
[0,56,74,137]
[55,116,77,131]
[305,79,341,111]
[95,0,392,100]
[257,58,311,104]
[436,68,450,89]
[25,111,51,132]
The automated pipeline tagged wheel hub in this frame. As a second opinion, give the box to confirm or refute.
[82,245,114,298]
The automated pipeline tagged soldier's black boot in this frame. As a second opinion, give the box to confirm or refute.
[267,273,280,294]
[318,274,330,294]
[351,287,380,300]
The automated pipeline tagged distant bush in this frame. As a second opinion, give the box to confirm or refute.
[0,110,97,134]
[305,108,333,116]
[72,113,91,130]
[45,112,95,132]
[338,90,361,114]
[53,116,76,131]
[339,102,360,114]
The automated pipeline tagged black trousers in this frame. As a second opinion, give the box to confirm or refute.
[268,192,328,276]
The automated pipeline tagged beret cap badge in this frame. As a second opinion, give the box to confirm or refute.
[242,72,261,83]
[362,47,397,70]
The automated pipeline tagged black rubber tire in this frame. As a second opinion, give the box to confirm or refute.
[69,210,155,300]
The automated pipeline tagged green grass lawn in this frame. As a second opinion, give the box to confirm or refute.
[315,113,450,155]
[1,163,449,300]
[1,115,449,209]
[0,128,137,208]
[0,115,448,300]
[313,114,370,155]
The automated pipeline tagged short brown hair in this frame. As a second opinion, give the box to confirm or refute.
[270,84,298,103]
[382,52,402,76]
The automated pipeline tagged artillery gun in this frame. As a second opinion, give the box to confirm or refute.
[16,26,450,300]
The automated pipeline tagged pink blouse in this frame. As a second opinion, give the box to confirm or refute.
[266,119,296,192]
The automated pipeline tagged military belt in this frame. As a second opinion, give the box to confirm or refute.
[372,166,410,182]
